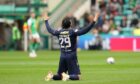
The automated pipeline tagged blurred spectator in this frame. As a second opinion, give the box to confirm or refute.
[99,0,106,12]
[83,13,95,26]
[91,0,96,6]
[120,16,127,28]
[130,19,139,27]
[11,22,21,50]
[110,27,120,36]
[0,28,5,50]
[85,29,102,50]
[109,19,117,30]
[83,13,90,26]
[88,35,102,50]
[102,20,110,34]
[107,0,120,16]
[109,18,119,35]
[95,14,106,33]
[89,0,139,36]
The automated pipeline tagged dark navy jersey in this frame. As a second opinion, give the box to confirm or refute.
[45,20,96,53]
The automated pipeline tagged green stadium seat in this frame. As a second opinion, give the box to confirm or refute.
[15,7,28,13]
[123,10,133,15]
[114,16,122,21]
[121,27,133,36]
[115,21,121,26]
[0,5,14,12]
[125,0,130,3]
[123,4,130,10]
[114,16,122,26]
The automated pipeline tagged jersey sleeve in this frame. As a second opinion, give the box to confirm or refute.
[74,21,96,36]
[27,19,32,27]
[45,20,60,36]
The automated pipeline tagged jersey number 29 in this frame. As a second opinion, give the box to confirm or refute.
[59,37,71,48]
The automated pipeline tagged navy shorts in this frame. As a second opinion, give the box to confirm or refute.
[57,52,81,75]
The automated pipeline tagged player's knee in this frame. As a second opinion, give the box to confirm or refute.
[35,38,40,43]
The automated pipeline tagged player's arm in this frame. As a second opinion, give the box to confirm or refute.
[27,19,32,34]
[43,14,59,36]
[28,27,32,34]
[75,13,99,36]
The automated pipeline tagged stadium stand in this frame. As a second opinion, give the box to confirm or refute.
[0,0,140,50]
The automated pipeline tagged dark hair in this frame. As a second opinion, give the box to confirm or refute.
[62,17,71,29]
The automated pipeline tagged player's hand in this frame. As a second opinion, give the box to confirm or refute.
[88,15,94,23]
[42,13,49,20]
[93,12,100,22]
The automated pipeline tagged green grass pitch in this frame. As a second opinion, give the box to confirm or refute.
[0,50,140,84]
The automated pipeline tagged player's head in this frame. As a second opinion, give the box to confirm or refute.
[62,17,71,29]
[30,12,35,18]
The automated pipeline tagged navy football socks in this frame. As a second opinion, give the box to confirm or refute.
[53,75,62,80]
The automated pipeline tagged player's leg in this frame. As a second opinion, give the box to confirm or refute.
[29,35,34,51]
[34,41,40,50]
[69,75,80,80]
[31,41,39,56]
[54,57,67,80]
[64,56,81,81]
[62,73,80,81]
[45,71,53,81]
[52,74,62,80]
[29,33,40,57]
[29,43,36,57]
[29,35,36,57]
[45,72,62,81]
[45,57,67,81]
[61,71,80,81]
[34,33,40,50]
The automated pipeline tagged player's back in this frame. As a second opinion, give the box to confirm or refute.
[45,20,96,53]
[58,29,77,53]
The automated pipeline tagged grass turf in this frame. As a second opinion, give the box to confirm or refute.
[0,50,140,84]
